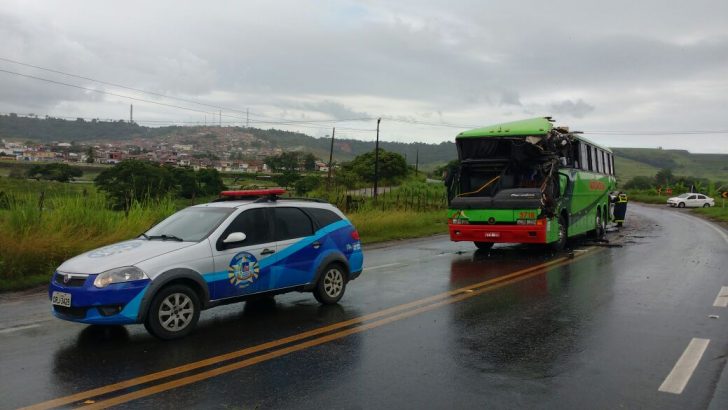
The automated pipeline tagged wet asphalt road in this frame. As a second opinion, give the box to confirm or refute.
[1,204,728,409]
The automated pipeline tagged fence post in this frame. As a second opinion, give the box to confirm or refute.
[38,191,45,220]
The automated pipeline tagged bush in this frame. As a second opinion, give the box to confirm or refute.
[27,163,83,182]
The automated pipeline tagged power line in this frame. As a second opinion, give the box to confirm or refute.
[2,60,725,137]
[0,68,219,116]
[0,68,378,132]
[0,56,379,126]
[0,56,267,118]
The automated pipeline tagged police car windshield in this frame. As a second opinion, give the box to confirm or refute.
[145,207,234,242]
[677,193,691,198]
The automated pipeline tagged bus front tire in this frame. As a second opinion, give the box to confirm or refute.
[474,242,494,250]
[550,217,567,251]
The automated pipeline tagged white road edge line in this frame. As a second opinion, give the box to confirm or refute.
[713,286,728,308]
[659,338,710,394]
[672,212,728,245]
[0,324,41,334]
[363,263,401,272]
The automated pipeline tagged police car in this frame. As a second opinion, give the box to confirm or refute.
[49,189,363,339]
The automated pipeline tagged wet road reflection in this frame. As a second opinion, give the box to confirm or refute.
[4,205,728,409]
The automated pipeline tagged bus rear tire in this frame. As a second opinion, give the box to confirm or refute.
[474,242,494,250]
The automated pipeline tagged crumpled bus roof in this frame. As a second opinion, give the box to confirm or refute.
[457,117,553,138]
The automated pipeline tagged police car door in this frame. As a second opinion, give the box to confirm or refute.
[210,207,275,300]
[269,207,319,289]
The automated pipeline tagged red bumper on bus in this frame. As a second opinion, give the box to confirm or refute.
[448,223,547,244]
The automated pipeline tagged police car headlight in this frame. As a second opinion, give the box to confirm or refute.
[94,267,148,288]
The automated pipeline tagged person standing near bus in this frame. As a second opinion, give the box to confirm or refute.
[613,192,628,227]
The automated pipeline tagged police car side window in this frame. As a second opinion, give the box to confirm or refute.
[219,208,271,249]
[274,208,313,241]
[305,207,342,228]
[688,195,697,200]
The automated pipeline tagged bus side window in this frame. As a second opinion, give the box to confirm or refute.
[606,153,612,175]
[586,145,593,171]
[580,143,589,171]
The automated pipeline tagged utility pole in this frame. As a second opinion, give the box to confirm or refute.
[328,127,335,185]
[219,110,222,127]
[373,118,381,199]
[415,148,419,175]
[246,108,249,128]
[129,104,133,124]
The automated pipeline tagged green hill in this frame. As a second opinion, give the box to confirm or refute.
[612,148,728,185]
[2,115,725,181]
[0,114,458,170]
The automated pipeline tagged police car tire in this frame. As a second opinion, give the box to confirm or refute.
[703,203,710,208]
[313,263,347,305]
[144,284,201,340]
[678,202,685,208]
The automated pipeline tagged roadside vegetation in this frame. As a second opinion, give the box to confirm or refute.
[621,167,728,223]
[0,151,449,291]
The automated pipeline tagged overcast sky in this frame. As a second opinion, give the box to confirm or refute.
[1,0,727,153]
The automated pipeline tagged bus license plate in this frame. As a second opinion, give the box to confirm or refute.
[52,291,72,307]
[485,232,500,238]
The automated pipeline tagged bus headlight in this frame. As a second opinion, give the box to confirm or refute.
[94,267,148,288]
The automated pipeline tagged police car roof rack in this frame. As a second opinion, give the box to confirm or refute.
[215,189,286,202]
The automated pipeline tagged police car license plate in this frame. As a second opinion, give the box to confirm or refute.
[52,291,71,307]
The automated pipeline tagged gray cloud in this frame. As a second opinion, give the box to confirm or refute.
[549,99,595,119]
[0,0,726,152]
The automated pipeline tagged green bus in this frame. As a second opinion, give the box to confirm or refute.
[446,117,616,250]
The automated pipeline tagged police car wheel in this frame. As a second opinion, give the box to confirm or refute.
[314,264,346,305]
[677,202,685,208]
[144,285,201,340]
[703,203,710,208]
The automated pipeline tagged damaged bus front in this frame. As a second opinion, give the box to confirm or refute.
[446,117,616,250]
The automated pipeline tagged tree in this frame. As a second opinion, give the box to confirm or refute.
[197,168,225,195]
[26,163,83,182]
[294,175,321,195]
[655,168,674,185]
[623,176,653,190]
[94,160,175,213]
[303,153,317,171]
[266,151,302,172]
[347,149,408,185]
[85,146,95,163]
[274,170,301,189]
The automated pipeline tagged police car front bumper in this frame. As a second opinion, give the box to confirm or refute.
[49,272,150,325]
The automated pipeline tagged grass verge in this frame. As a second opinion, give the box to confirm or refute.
[1,198,448,291]
[348,210,447,244]
[692,206,728,223]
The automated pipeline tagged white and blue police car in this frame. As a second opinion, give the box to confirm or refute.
[49,189,363,339]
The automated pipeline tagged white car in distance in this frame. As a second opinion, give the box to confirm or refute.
[667,193,715,208]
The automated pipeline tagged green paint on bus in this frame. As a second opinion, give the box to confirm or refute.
[446,117,617,249]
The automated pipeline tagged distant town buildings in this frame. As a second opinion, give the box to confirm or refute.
[0,129,322,175]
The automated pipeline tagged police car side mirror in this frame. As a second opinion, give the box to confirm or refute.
[223,232,246,244]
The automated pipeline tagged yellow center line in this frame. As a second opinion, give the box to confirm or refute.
[82,255,584,410]
[21,250,592,410]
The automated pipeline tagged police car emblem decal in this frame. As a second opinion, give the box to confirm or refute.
[228,252,260,289]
